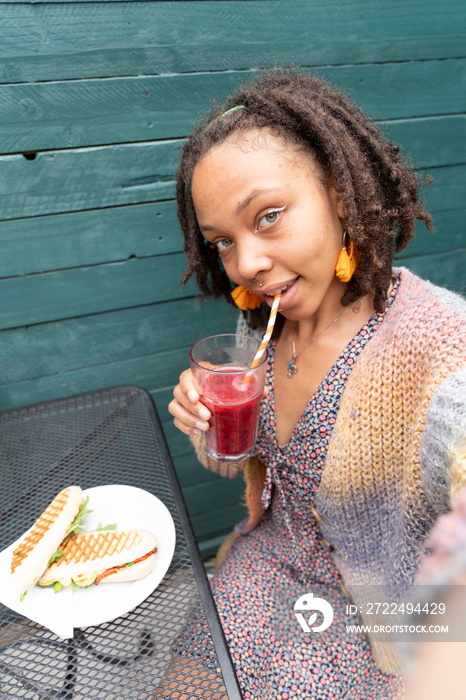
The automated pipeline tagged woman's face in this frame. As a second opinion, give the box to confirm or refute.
[191,128,347,321]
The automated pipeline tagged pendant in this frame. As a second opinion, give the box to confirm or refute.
[287,356,298,379]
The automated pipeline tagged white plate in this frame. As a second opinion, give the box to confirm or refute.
[72,484,176,628]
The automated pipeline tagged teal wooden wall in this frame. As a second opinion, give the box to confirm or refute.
[0,1,465,556]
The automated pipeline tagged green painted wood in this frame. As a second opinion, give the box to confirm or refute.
[164,448,221,488]
[192,504,247,541]
[0,346,189,410]
[399,249,466,295]
[0,253,198,329]
[0,201,181,277]
[0,140,179,220]
[422,164,466,214]
[198,535,230,560]
[0,297,236,383]
[162,448,242,491]
[0,118,463,221]
[183,477,246,515]
[397,209,466,260]
[2,60,466,153]
[151,387,181,424]
[386,116,466,169]
[192,503,247,547]
[1,1,464,82]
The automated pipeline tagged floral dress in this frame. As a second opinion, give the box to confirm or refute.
[210,277,405,699]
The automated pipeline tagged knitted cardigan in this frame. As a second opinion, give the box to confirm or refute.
[192,268,466,674]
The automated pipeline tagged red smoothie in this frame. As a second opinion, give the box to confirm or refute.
[199,366,262,461]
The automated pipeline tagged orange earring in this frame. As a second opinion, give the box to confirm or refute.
[231,285,263,310]
[335,240,360,283]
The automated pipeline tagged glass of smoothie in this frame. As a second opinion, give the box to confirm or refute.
[190,334,268,463]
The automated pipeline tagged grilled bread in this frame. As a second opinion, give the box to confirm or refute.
[38,529,158,588]
[11,485,84,597]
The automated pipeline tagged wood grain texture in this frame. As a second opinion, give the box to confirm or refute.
[0,253,197,329]
[422,164,466,213]
[386,116,466,168]
[399,250,466,295]
[0,346,190,409]
[1,60,465,153]
[0,297,236,383]
[0,201,181,276]
[0,140,180,219]
[1,1,464,82]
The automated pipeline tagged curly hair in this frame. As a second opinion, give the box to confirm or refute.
[176,68,432,333]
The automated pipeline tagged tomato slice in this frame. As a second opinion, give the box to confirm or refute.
[94,547,157,585]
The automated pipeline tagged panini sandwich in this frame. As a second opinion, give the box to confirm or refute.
[38,529,158,590]
[11,485,85,600]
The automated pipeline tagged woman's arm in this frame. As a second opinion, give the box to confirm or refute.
[421,366,466,511]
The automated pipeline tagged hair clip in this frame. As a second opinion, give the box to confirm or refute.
[212,105,248,123]
[231,285,263,310]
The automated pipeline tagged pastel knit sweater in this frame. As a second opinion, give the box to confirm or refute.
[192,268,466,674]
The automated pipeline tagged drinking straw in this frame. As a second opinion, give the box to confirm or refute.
[244,292,281,383]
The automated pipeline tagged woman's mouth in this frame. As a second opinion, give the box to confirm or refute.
[263,277,299,308]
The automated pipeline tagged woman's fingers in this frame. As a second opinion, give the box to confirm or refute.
[169,397,209,435]
[169,369,211,435]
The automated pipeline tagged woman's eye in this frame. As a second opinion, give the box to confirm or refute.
[215,238,233,252]
[257,206,286,230]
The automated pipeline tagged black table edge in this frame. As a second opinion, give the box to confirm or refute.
[141,387,244,700]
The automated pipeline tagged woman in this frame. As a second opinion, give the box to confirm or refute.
[169,70,466,698]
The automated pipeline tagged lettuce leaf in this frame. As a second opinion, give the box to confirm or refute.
[46,497,93,567]
[96,522,116,532]
[64,496,92,538]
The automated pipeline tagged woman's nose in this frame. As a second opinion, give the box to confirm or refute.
[236,243,272,282]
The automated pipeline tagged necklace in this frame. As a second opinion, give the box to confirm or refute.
[287,306,350,378]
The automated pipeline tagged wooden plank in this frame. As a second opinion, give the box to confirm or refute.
[197,535,229,560]
[0,201,181,277]
[190,503,247,544]
[422,164,466,214]
[385,116,466,169]
[399,249,466,295]
[0,347,190,410]
[183,477,246,516]
[1,1,464,83]
[0,297,236,383]
[0,118,463,221]
[152,387,182,424]
[2,60,465,153]
[397,209,466,260]
[0,253,199,329]
[0,140,180,220]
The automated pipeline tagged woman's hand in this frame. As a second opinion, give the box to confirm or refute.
[168,369,211,436]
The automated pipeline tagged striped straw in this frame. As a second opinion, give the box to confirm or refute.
[244,292,281,383]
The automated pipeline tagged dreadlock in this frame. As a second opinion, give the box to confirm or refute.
[176,68,432,334]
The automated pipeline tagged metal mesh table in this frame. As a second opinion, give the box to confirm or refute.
[0,386,243,700]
